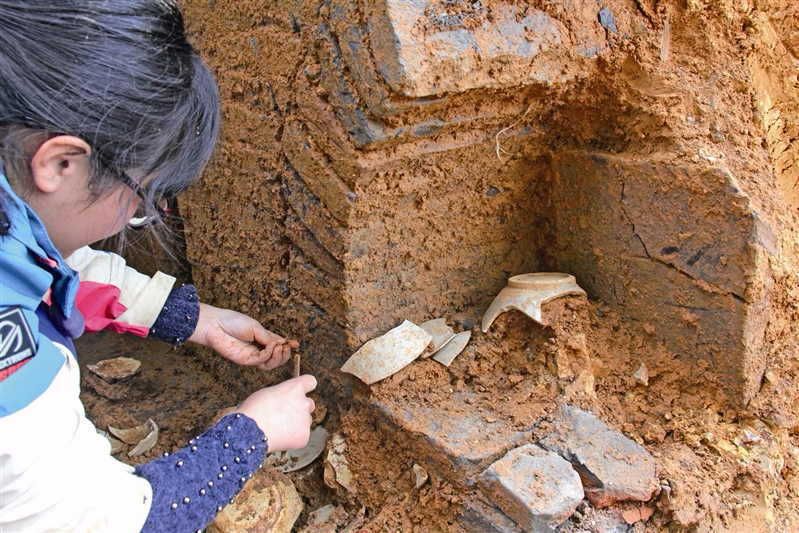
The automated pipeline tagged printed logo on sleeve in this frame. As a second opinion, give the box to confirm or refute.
[0,307,37,370]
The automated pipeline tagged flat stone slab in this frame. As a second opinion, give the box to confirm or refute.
[479,444,584,532]
[539,405,657,507]
[372,390,535,485]
[457,495,526,533]
[368,1,599,97]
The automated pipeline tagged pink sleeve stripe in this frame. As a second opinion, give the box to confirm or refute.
[74,281,130,333]
[104,321,150,338]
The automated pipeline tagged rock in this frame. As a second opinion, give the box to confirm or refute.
[539,405,658,507]
[479,444,584,531]
[622,506,654,524]
[633,362,649,386]
[457,496,527,533]
[598,7,618,34]
[372,389,535,486]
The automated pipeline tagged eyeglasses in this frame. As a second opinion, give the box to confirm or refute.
[118,172,171,229]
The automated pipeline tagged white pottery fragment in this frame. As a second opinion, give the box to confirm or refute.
[109,419,154,444]
[128,419,158,457]
[96,429,126,455]
[432,331,472,367]
[418,318,455,358]
[633,362,649,386]
[412,463,429,488]
[482,273,587,332]
[341,320,432,385]
[326,433,357,493]
[87,357,141,382]
[208,468,303,533]
[266,426,330,473]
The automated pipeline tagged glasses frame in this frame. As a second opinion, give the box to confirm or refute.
[118,171,171,229]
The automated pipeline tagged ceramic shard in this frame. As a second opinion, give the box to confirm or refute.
[87,357,141,382]
[266,426,330,473]
[419,318,455,358]
[208,467,303,533]
[481,273,586,332]
[432,331,472,367]
[341,320,432,384]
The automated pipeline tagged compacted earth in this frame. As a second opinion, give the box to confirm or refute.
[79,291,799,532]
[79,0,799,530]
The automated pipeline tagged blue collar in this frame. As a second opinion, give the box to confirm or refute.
[0,172,80,319]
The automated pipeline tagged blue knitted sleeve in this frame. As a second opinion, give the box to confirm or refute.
[134,413,268,533]
[147,284,200,346]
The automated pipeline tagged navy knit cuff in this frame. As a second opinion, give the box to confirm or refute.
[147,284,199,346]
[134,413,268,533]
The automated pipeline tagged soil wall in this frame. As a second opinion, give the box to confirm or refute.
[179,0,797,406]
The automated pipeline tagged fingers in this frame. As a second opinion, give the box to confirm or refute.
[250,320,286,345]
[295,373,317,393]
[256,342,292,370]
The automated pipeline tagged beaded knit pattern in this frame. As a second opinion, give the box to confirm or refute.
[135,413,268,532]
[147,284,200,346]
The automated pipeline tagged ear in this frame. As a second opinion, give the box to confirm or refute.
[29,135,92,194]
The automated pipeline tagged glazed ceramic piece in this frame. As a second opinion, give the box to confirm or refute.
[432,331,472,367]
[412,463,429,488]
[341,320,432,385]
[327,433,357,493]
[108,419,154,444]
[128,420,158,457]
[208,467,303,533]
[87,357,141,382]
[481,273,587,332]
[266,426,330,473]
[419,318,455,358]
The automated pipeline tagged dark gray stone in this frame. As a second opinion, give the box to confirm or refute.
[457,495,526,533]
[598,7,618,34]
[539,405,657,507]
[371,390,536,486]
[479,444,584,531]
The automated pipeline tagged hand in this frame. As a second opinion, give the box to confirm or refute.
[237,375,317,452]
[188,303,299,370]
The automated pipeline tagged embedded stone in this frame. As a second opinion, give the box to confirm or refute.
[539,405,658,507]
[479,444,584,532]
[372,389,534,486]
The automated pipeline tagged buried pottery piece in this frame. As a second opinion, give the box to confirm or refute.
[109,419,155,444]
[482,273,587,332]
[341,320,432,385]
[108,419,158,457]
[87,357,141,383]
[97,429,126,455]
[208,467,303,533]
[418,318,455,358]
[325,433,357,493]
[412,463,429,488]
[128,420,159,457]
[266,426,330,473]
[432,331,472,367]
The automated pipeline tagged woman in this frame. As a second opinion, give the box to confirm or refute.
[0,1,315,531]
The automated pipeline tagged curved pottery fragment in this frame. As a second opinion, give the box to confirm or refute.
[482,273,587,332]
[266,426,330,473]
[419,318,455,358]
[128,420,158,457]
[208,467,302,533]
[432,331,472,367]
[109,419,155,445]
[87,357,141,382]
[341,320,432,385]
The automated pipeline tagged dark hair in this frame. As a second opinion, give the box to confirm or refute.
[0,0,219,241]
